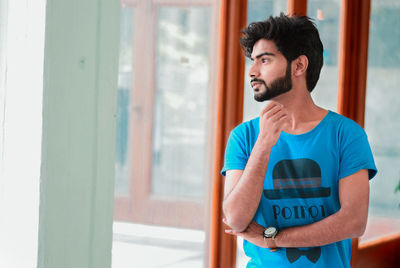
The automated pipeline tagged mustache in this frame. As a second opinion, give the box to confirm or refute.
[250,78,266,84]
[250,78,267,88]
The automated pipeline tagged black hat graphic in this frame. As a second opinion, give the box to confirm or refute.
[264,158,330,200]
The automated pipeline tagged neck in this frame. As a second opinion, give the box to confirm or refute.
[270,85,328,132]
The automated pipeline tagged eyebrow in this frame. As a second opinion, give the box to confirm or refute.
[251,52,276,61]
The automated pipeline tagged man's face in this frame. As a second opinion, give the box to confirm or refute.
[249,39,292,102]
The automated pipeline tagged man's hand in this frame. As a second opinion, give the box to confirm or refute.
[224,219,277,250]
[258,101,291,146]
[222,101,291,232]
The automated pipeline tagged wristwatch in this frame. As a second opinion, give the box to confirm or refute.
[263,226,278,241]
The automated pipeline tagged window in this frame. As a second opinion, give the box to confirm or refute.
[113,0,219,267]
[307,0,340,112]
[243,0,288,122]
[362,0,400,243]
[114,3,134,198]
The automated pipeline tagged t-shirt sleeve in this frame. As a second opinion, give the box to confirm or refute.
[221,127,249,176]
[338,121,377,180]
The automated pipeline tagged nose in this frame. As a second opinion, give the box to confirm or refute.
[249,61,259,78]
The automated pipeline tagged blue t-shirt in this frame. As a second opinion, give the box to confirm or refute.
[221,111,377,268]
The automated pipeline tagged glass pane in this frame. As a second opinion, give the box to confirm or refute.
[113,5,210,268]
[362,0,400,243]
[151,7,211,199]
[243,0,288,122]
[307,0,340,112]
[115,6,134,197]
[239,3,288,267]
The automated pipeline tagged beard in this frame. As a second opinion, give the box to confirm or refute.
[252,63,292,102]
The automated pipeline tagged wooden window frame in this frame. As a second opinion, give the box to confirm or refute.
[336,0,371,265]
[210,0,400,267]
[338,0,400,267]
[112,0,400,265]
[114,0,220,230]
[288,0,307,16]
[209,0,247,267]
[209,2,308,267]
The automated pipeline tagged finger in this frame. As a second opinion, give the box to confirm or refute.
[260,101,282,116]
[248,224,259,232]
[249,222,264,233]
[278,113,292,126]
[249,220,262,227]
[225,229,237,235]
[276,112,289,122]
[269,109,288,123]
[263,105,283,119]
[260,107,283,126]
[275,115,292,131]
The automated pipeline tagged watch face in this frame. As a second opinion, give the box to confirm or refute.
[264,227,277,237]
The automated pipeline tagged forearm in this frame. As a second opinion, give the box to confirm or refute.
[223,138,272,232]
[274,208,367,248]
[274,171,369,248]
[224,209,367,250]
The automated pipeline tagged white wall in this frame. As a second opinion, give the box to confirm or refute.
[37,0,119,267]
[0,0,46,267]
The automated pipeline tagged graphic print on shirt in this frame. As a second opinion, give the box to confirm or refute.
[264,158,330,264]
[286,247,321,264]
[264,158,330,200]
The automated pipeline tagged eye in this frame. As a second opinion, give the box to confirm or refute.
[261,58,270,63]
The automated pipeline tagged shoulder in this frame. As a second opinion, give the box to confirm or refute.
[227,117,260,152]
[327,112,377,179]
[230,117,260,137]
[325,112,370,150]
[326,111,366,137]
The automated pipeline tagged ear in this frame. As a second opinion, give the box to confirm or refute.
[292,55,308,77]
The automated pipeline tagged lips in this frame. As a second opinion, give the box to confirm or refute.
[251,80,265,91]
[251,82,262,89]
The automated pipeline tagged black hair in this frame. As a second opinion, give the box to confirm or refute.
[240,13,323,92]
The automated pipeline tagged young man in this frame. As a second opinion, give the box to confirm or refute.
[221,14,377,267]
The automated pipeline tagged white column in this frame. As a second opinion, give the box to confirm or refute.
[0,0,46,267]
[37,0,119,268]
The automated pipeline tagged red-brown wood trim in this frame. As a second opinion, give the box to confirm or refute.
[288,0,307,16]
[337,0,371,127]
[351,238,359,267]
[337,1,374,266]
[354,233,400,268]
[359,232,400,250]
[209,0,247,267]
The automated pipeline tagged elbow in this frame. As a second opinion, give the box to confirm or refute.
[353,220,367,237]
[224,215,248,233]
[347,213,368,238]
[339,205,368,238]
[222,202,249,232]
